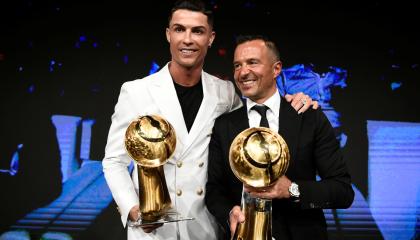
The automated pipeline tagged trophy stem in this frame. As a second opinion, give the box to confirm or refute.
[137,165,172,221]
[233,191,272,240]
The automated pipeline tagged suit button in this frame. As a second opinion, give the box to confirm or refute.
[176,189,182,196]
[198,162,204,167]
[196,187,203,196]
[176,161,183,168]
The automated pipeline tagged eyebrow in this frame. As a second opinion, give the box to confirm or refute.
[170,23,207,30]
[233,58,260,63]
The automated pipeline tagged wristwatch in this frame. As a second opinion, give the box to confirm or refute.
[288,182,300,201]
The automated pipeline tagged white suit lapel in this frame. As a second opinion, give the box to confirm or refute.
[148,65,189,151]
[182,72,218,156]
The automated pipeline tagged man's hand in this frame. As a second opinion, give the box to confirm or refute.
[229,206,245,239]
[128,205,163,233]
[244,175,292,199]
[128,205,140,222]
[285,92,319,114]
[140,223,164,233]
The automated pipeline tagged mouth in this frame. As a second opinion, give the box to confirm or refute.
[238,79,256,87]
[179,48,198,56]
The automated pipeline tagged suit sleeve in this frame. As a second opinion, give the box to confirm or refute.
[226,80,243,112]
[297,109,354,210]
[102,83,139,227]
[205,117,236,234]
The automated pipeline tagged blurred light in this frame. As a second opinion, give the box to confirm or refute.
[217,48,226,56]
[210,0,218,9]
[28,84,35,93]
[79,36,87,42]
[91,84,101,93]
[18,66,24,72]
[149,61,160,75]
[123,55,129,64]
[391,82,402,90]
[244,1,256,9]
[93,42,98,48]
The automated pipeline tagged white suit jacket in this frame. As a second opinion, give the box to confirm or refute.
[103,63,242,240]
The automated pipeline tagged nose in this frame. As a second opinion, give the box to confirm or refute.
[182,31,193,45]
[238,65,250,79]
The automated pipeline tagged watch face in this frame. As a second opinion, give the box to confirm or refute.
[290,183,300,197]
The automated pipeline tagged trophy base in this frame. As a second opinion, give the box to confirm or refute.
[128,209,194,227]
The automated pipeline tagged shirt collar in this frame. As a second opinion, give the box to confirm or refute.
[246,91,281,118]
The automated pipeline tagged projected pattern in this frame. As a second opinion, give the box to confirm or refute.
[367,120,420,240]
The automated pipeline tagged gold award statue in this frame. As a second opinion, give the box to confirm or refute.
[125,115,193,226]
[229,127,290,240]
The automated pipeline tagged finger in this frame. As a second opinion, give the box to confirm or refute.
[312,101,319,109]
[229,207,242,234]
[243,185,256,193]
[230,207,242,221]
[298,98,311,114]
[284,94,293,102]
[238,211,245,223]
[290,93,304,110]
[141,223,163,233]
[249,191,271,199]
[254,187,270,193]
[142,227,154,233]
[244,184,262,193]
[230,220,237,237]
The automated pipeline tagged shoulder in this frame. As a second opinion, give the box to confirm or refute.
[121,70,161,90]
[215,105,245,125]
[203,71,240,110]
[203,71,234,88]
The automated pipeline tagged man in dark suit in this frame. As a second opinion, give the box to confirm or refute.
[205,35,355,240]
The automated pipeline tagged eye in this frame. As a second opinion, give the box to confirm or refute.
[233,63,241,70]
[192,29,204,35]
[174,26,184,33]
[249,59,259,65]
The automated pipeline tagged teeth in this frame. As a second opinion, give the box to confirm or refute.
[181,49,194,53]
[242,80,254,86]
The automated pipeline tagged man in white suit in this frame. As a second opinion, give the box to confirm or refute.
[102,0,316,239]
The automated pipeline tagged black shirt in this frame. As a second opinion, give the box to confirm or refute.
[173,79,203,132]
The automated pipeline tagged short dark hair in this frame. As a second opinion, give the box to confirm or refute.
[235,35,281,62]
[168,0,214,28]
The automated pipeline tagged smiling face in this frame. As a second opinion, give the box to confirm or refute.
[233,39,282,104]
[166,9,215,71]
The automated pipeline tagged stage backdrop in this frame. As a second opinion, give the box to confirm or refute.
[0,1,419,239]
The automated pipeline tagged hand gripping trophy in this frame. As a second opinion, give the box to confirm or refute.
[229,127,290,240]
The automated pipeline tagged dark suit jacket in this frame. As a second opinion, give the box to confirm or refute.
[205,97,354,240]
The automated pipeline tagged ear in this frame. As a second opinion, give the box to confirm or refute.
[273,61,282,78]
[166,28,170,43]
[208,31,216,47]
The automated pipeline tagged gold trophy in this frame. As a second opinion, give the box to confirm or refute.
[125,115,193,226]
[229,127,290,240]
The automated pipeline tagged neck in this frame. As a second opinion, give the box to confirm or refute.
[252,87,277,104]
[168,61,202,87]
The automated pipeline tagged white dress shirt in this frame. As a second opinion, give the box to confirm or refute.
[246,91,281,132]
